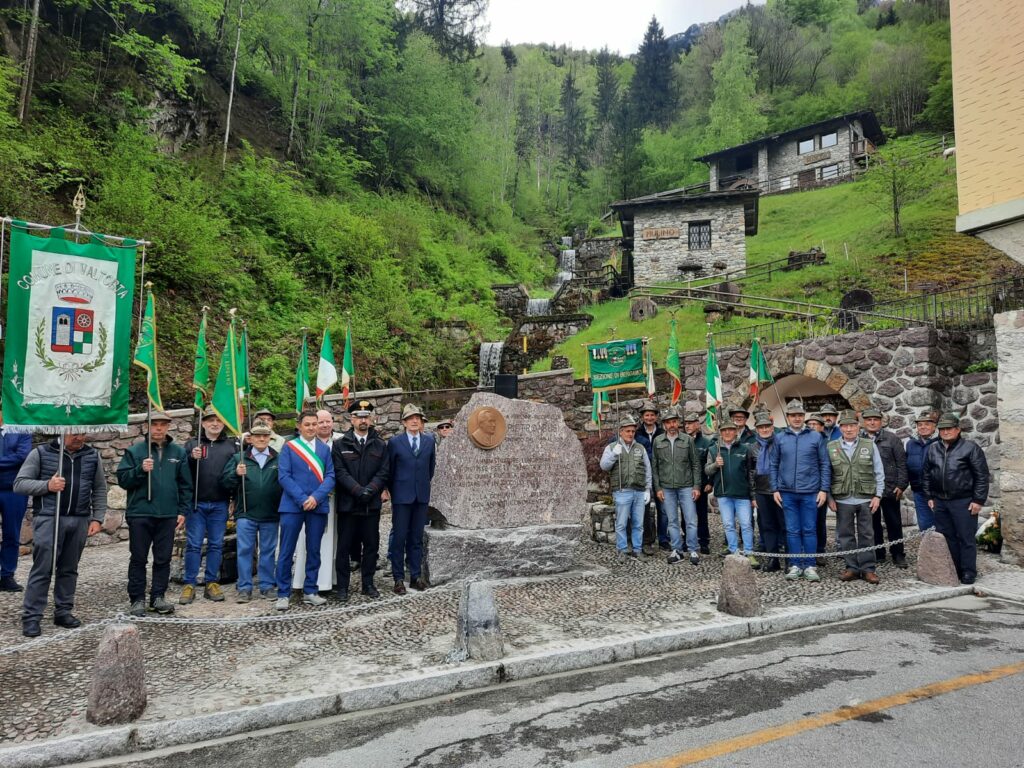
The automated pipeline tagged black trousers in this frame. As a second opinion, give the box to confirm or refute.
[336,512,380,588]
[127,516,177,604]
[817,504,828,553]
[873,496,905,558]
[933,498,977,581]
[756,493,786,555]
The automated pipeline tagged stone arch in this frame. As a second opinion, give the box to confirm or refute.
[746,356,872,425]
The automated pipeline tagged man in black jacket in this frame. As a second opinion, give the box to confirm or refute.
[922,413,989,585]
[332,400,389,601]
[15,434,105,637]
[862,408,909,568]
[182,407,240,604]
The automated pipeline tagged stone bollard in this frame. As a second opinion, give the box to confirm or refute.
[455,582,505,661]
[87,624,147,725]
[717,554,761,617]
[916,530,961,587]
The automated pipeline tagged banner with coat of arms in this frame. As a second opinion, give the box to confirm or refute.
[587,337,647,392]
[2,224,136,431]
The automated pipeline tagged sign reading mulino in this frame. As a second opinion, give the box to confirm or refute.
[2,224,137,431]
[640,227,680,240]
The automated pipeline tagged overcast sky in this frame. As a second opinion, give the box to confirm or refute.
[483,0,765,54]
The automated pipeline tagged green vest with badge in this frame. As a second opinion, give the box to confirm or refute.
[828,439,877,500]
[610,441,647,492]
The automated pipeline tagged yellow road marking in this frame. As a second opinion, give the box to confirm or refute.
[632,660,1024,767]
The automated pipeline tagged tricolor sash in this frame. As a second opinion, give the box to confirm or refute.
[286,438,325,483]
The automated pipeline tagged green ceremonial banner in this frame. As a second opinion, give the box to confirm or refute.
[2,224,136,432]
[587,338,646,392]
[133,291,163,411]
[210,319,244,435]
[192,312,210,410]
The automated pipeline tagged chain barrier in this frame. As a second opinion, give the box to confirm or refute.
[0,581,467,656]
[738,527,932,560]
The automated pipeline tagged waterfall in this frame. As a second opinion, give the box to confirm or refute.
[559,249,576,273]
[561,236,573,247]
[526,298,551,316]
[478,341,505,387]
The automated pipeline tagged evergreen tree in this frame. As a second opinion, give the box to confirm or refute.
[630,16,676,129]
[702,16,767,154]
[609,100,646,200]
[593,46,619,125]
[402,0,487,62]
[559,65,588,188]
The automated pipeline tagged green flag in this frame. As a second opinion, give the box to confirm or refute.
[340,324,354,401]
[586,338,646,392]
[133,290,163,411]
[192,311,210,410]
[1,223,137,432]
[749,338,774,403]
[705,336,722,430]
[591,390,609,425]
[295,333,311,414]
[666,319,682,405]
[210,318,244,435]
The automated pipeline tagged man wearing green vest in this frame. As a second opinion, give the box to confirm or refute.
[600,415,652,559]
[827,410,884,584]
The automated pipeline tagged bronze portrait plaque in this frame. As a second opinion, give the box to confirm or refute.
[467,406,507,450]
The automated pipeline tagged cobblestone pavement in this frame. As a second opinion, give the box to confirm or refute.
[0,516,1007,747]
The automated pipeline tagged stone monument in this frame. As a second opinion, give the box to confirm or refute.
[425,392,587,583]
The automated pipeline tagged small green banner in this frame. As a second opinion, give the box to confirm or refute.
[587,338,646,392]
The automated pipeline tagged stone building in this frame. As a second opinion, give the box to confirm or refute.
[696,111,885,194]
[610,189,759,286]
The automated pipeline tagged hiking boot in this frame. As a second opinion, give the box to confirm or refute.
[54,614,82,629]
[816,557,827,568]
[699,546,711,555]
[667,550,683,565]
[362,583,380,598]
[839,569,859,582]
[642,544,656,556]
[179,584,196,605]
[393,580,407,595]
[803,567,821,582]
[892,553,908,569]
[302,593,327,606]
[151,597,175,614]
[411,577,431,591]
[659,542,672,552]
[204,582,225,602]
[236,590,252,604]
[336,588,349,603]
[764,558,781,573]
[129,600,146,617]
[627,551,639,559]
[275,597,290,611]
[785,566,803,581]
[0,575,23,592]
[863,572,880,585]
[22,620,41,637]
[689,551,700,566]
[259,588,274,600]
[747,555,761,570]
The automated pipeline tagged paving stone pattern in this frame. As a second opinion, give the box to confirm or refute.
[0,515,999,747]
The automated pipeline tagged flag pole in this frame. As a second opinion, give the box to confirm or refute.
[145,281,153,502]
[51,432,65,587]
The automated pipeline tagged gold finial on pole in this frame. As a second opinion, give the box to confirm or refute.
[229,307,237,317]
[72,185,86,230]
[144,280,153,290]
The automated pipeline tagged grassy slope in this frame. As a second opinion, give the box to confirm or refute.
[537,145,1019,375]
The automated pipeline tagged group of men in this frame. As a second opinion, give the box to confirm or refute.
[0,399,451,637]
[600,399,989,586]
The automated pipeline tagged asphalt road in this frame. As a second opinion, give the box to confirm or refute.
[98,595,1024,768]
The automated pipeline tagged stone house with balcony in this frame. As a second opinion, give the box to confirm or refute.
[609,189,759,286]
[695,111,886,194]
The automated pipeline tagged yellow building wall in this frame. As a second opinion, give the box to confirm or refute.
[950,0,1024,221]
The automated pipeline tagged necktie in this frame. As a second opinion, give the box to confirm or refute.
[413,436,420,456]
[359,437,365,447]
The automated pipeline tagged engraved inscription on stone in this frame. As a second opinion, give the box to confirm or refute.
[433,393,588,529]
[468,406,507,450]
[640,227,681,240]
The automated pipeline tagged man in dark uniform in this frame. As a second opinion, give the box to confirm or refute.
[861,407,909,568]
[0,407,33,592]
[634,400,666,553]
[333,400,389,601]
[683,411,713,554]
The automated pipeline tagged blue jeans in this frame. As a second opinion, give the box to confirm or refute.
[0,490,28,578]
[390,502,429,581]
[235,518,278,593]
[184,501,229,586]
[613,489,645,552]
[661,488,695,553]
[781,492,819,569]
[912,490,934,532]
[277,512,328,596]
[654,497,670,547]
[720,497,754,553]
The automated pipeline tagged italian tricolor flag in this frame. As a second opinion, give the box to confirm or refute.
[749,338,774,403]
[666,319,682,405]
[316,327,337,398]
[705,337,722,430]
[340,325,354,401]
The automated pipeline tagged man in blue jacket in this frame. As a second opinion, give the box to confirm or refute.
[387,403,436,594]
[770,400,831,582]
[275,410,335,611]
[905,410,939,533]
[0,408,33,591]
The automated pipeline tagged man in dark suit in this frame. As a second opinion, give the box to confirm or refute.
[0,407,33,592]
[333,400,389,601]
[275,410,336,610]
[387,403,436,594]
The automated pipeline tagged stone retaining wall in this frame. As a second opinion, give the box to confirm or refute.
[577,237,620,273]
[491,283,528,319]
[500,315,593,374]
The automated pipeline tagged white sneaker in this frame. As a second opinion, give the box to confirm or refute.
[785,566,803,581]
[803,567,820,582]
[302,593,327,606]
[275,597,289,611]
